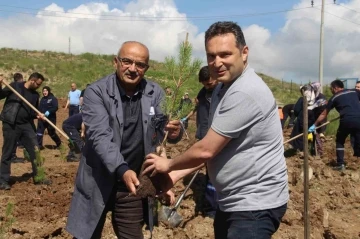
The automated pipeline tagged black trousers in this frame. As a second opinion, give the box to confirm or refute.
[69,105,79,117]
[336,120,360,165]
[91,191,146,239]
[62,124,84,153]
[37,119,61,147]
[0,122,38,183]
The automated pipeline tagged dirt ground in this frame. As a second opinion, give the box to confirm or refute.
[0,98,360,239]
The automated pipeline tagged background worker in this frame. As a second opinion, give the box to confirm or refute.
[37,86,62,150]
[179,92,193,129]
[181,66,219,217]
[310,79,360,171]
[64,82,81,116]
[0,72,51,190]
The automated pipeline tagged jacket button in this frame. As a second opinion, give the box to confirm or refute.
[144,120,147,123]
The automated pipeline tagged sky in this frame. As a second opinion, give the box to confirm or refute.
[0,0,360,85]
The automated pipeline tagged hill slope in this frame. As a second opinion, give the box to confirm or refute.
[0,48,300,104]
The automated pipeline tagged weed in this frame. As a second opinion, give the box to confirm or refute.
[0,203,15,239]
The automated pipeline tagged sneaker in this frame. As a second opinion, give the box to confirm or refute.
[0,181,11,190]
[67,153,81,162]
[333,164,345,171]
[11,156,25,163]
[34,178,52,185]
[204,211,216,219]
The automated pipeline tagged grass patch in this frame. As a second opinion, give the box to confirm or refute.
[325,110,340,136]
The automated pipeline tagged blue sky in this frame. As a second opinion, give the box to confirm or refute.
[0,0,360,84]
[0,0,301,32]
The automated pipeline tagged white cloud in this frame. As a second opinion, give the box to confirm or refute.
[1,0,360,85]
[245,0,360,84]
[0,0,201,61]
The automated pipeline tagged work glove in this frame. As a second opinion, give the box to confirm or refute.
[308,124,316,133]
[44,111,50,117]
[180,117,187,123]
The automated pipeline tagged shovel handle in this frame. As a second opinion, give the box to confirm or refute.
[283,116,340,145]
[173,169,200,210]
[1,80,70,140]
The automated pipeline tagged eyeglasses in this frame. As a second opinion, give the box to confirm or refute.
[117,57,149,71]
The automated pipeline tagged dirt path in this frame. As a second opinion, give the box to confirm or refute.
[0,99,359,238]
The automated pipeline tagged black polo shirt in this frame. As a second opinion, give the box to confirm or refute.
[115,78,145,191]
[326,89,360,123]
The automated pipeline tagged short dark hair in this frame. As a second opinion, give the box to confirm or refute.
[205,21,246,48]
[198,66,210,82]
[330,79,344,89]
[356,81,360,84]
[13,73,23,82]
[28,72,45,82]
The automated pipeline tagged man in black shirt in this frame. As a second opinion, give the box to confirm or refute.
[0,72,51,190]
[181,66,219,217]
[11,73,26,163]
[310,79,360,171]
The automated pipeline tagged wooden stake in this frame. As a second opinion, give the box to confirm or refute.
[302,89,310,239]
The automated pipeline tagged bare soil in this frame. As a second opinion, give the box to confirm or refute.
[0,99,359,239]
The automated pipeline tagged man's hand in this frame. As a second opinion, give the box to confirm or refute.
[142,153,171,177]
[165,120,181,139]
[157,190,175,206]
[37,113,46,121]
[122,170,140,195]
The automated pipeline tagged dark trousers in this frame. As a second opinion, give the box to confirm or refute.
[336,120,360,165]
[62,124,84,153]
[69,105,79,117]
[37,119,61,147]
[91,191,145,239]
[205,167,218,213]
[214,204,287,239]
[0,122,38,183]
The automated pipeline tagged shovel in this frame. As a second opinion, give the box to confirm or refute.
[158,169,200,228]
[1,79,78,151]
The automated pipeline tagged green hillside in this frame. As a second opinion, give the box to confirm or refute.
[0,48,340,134]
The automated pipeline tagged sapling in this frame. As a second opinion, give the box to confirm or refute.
[136,37,201,198]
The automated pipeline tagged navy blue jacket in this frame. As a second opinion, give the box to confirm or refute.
[38,93,58,120]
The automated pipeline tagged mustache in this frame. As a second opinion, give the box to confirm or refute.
[125,70,139,77]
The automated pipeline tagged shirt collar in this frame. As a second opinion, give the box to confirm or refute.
[115,73,146,98]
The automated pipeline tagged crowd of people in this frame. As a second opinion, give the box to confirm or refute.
[0,20,359,239]
[0,73,88,190]
[277,80,360,171]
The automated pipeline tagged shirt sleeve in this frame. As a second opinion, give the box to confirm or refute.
[326,96,334,112]
[211,90,263,139]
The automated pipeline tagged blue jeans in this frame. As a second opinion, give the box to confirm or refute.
[214,203,287,239]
